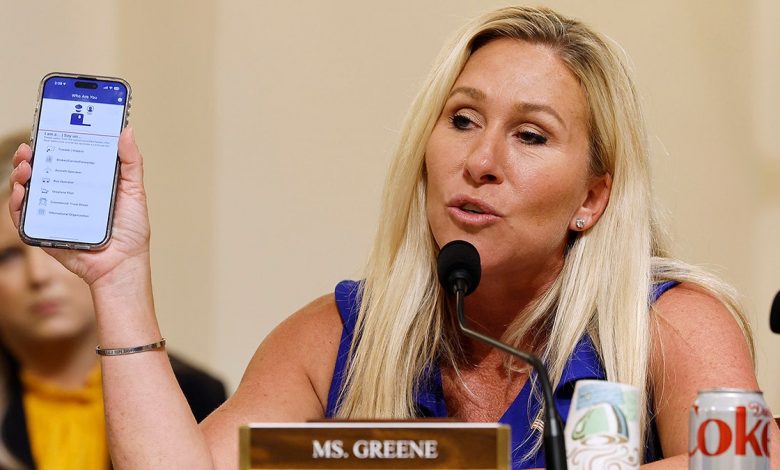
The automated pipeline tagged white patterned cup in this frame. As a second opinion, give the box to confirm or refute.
[564,380,641,469]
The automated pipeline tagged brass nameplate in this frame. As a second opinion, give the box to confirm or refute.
[239,422,510,469]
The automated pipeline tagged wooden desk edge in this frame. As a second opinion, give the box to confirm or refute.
[239,425,250,470]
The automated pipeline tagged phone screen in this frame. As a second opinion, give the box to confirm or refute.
[22,75,129,247]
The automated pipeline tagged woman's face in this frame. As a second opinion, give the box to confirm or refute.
[425,38,609,282]
[0,195,95,348]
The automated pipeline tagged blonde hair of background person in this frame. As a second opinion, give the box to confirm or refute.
[336,2,757,451]
[5,5,779,470]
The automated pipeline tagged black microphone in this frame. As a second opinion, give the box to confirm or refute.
[436,240,568,470]
[771,291,780,334]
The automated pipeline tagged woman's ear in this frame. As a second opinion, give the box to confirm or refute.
[569,173,612,231]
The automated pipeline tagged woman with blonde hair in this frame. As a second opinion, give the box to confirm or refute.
[7,5,780,470]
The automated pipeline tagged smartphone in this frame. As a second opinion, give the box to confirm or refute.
[19,73,131,250]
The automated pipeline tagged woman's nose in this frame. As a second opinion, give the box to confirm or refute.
[25,248,55,287]
[463,129,505,185]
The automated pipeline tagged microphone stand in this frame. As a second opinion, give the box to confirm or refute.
[453,282,568,470]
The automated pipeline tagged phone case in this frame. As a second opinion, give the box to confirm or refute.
[19,72,132,250]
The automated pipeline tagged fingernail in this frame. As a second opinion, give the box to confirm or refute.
[127,126,135,141]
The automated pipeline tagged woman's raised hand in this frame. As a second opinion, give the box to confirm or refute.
[8,127,152,286]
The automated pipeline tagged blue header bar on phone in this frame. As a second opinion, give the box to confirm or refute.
[42,76,127,105]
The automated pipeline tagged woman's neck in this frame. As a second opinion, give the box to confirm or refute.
[460,259,561,342]
[8,330,99,389]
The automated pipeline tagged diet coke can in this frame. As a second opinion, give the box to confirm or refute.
[689,388,771,469]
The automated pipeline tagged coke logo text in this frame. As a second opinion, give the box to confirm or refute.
[689,404,771,457]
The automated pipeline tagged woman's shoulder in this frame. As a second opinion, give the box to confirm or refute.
[281,292,344,336]
[650,281,752,358]
[649,280,756,398]
[647,285,758,457]
[267,292,344,390]
[651,281,748,340]
[216,292,344,422]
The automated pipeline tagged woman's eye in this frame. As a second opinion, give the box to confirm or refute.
[0,247,22,265]
[518,130,548,145]
[449,114,474,130]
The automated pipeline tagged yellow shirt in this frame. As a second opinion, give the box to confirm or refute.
[21,365,108,470]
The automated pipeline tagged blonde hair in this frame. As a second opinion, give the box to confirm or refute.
[334,5,753,462]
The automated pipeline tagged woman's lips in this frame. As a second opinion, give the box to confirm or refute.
[31,300,61,316]
[447,195,501,215]
[446,195,501,226]
[447,195,501,227]
[447,206,501,226]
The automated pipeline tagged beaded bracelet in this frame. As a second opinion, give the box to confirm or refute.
[96,338,166,356]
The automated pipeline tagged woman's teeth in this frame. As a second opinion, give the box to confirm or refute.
[462,204,484,214]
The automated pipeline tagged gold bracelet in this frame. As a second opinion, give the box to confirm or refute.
[96,338,166,356]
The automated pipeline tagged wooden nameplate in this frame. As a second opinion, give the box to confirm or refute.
[240,421,510,469]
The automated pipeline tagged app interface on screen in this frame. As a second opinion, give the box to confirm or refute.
[24,77,127,244]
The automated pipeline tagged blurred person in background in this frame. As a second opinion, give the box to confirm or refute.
[0,131,227,469]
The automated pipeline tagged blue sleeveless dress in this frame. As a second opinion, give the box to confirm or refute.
[326,279,679,469]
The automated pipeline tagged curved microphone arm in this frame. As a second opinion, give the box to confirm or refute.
[454,286,568,470]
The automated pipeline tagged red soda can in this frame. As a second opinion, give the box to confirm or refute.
[689,388,771,469]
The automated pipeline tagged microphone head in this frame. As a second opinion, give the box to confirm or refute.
[771,291,780,334]
[437,240,481,296]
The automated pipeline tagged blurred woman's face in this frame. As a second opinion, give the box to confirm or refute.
[425,38,605,282]
[0,195,95,347]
